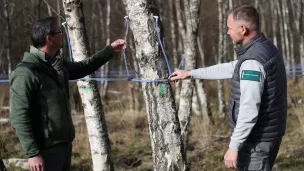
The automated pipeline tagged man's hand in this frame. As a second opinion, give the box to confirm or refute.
[224,148,238,169]
[111,39,126,52]
[28,155,44,171]
[169,70,191,82]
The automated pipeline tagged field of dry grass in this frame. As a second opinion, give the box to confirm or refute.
[1,80,304,171]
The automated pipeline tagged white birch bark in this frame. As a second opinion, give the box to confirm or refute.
[191,84,200,115]
[63,1,114,170]
[255,0,259,9]
[47,2,52,16]
[100,0,111,99]
[174,0,186,106]
[228,0,237,61]
[178,0,200,151]
[217,0,226,119]
[197,36,212,124]
[282,0,290,65]
[124,0,186,170]
[283,0,292,77]
[270,0,278,47]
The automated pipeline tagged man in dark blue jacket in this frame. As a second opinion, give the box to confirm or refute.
[171,5,287,171]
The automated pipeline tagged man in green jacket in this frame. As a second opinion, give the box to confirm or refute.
[10,16,125,171]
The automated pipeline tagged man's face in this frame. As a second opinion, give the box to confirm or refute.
[227,14,244,44]
[50,25,64,50]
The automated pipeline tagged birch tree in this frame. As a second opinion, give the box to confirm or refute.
[100,0,111,99]
[124,0,186,170]
[3,0,13,77]
[63,0,114,170]
[197,35,212,124]
[217,0,226,119]
[177,0,201,152]
[174,0,186,106]
[270,0,278,47]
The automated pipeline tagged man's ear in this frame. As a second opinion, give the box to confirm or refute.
[240,25,249,36]
[45,35,53,44]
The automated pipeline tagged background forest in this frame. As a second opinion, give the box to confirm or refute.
[0,0,304,170]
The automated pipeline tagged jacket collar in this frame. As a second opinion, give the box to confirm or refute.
[235,33,267,57]
[29,46,56,63]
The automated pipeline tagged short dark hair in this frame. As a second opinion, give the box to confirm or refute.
[228,5,260,32]
[30,16,58,48]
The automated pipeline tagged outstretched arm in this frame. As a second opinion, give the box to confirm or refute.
[66,39,126,80]
[170,60,238,81]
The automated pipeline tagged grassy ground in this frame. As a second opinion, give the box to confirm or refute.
[1,81,304,170]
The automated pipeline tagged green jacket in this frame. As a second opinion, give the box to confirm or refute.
[10,45,115,158]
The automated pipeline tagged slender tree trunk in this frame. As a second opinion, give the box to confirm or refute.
[0,40,5,73]
[168,0,178,69]
[101,0,111,99]
[129,33,141,111]
[217,0,225,119]
[191,84,200,115]
[271,0,278,47]
[282,0,290,65]
[283,0,292,77]
[57,0,61,23]
[276,0,286,63]
[63,1,114,171]
[228,0,237,61]
[255,0,259,9]
[46,2,52,16]
[4,0,12,77]
[124,0,186,170]
[178,0,200,155]
[197,36,212,124]
[174,0,186,106]
[300,0,304,75]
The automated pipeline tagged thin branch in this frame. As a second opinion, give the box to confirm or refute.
[43,0,66,21]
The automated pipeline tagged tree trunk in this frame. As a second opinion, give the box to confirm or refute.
[228,0,237,61]
[217,0,226,119]
[101,0,111,99]
[178,0,201,155]
[197,36,212,124]
[63,1,114,171]
[168,0,178,69]
[3,0,12,77]
[174,0,186,106]
[124,0,186,170]
[276,0,286,63]
[300,0,304,75]
[270,0,278,47]
[255,0,259,9]
[191,84,200,115]
[282,0,290,65]
[46,2,52,16]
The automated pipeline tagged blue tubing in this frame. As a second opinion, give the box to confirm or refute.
[62,22,73,62]
[154,17,172,76]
